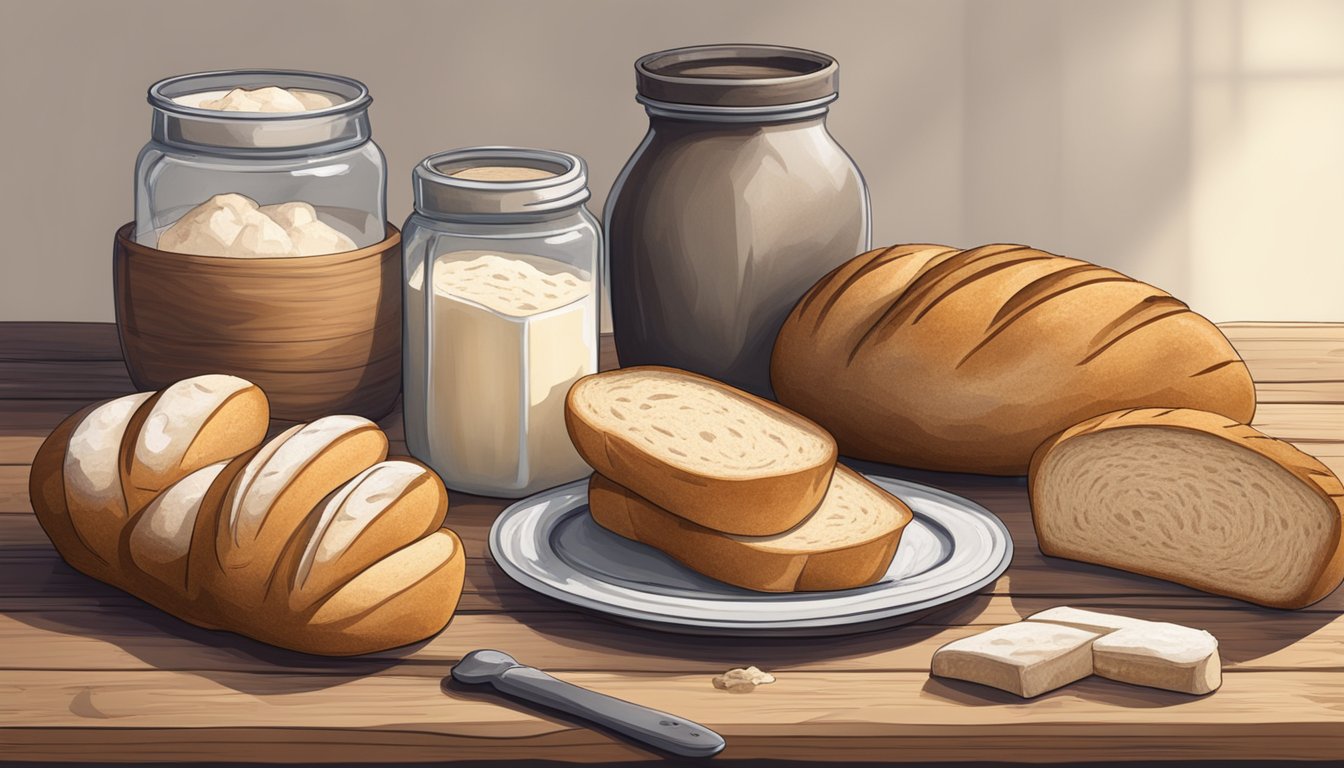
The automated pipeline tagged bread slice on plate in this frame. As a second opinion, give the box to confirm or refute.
[566,366,837,536]
[1030,408,1344,609]
[587,465,913,592]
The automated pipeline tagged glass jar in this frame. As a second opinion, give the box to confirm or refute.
[135,69,386,248]
[402,147,601,498]
[606,44,871,398]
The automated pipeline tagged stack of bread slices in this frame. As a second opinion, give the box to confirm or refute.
[565,366,914,592]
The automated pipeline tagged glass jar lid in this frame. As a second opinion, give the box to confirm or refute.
[634,44,839,114]
[147,69,373,156]
[413,147,590,220]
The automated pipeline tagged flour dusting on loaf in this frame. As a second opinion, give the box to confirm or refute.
[229,415,375,540]
[296,460,427,587]
[130,461,228,587]
[134,374,253,476]
[27,374,466,656]
[63,392,153,514]
[134,462,228,560]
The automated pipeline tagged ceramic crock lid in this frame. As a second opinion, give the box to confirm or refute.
[634,44,839,108]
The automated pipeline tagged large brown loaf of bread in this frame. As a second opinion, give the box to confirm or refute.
[28,374,465,656]
[770,244,1257,475]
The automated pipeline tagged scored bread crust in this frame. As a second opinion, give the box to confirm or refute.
[28,380,466,656]
[279,458,448,613]
[565,365,838,536]
[588,466,911,592]
[212,416,389,610]
[121,376,268,512]
[771,244,1257,475]
[303,529,465,655]
[1029,408,1344,609]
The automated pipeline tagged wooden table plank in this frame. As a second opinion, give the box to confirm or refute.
[2,598,1342,675]
[0,322,123,362]
[1250,402,1344,442]
[1222,322,1344,403]
[4,668,1344,763]
[0,360,133,401]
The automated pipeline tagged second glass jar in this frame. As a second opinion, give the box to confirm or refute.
[402,147,600,498]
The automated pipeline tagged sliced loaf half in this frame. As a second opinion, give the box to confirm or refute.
[588,465,912,592]
[1029,408,1344,609]
[566,366,837,535]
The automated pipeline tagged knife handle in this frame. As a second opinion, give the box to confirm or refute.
[494,665,725,758]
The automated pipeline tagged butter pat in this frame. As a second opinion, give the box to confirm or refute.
[931,622,1100,698]
[1027,607,1221,695]
[1024,606,1152,633]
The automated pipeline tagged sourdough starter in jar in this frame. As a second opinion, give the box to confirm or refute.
[402,148,600,498]
[136,70,387,252]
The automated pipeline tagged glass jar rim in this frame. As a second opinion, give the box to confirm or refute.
[148,69,372,121]
[635,44,839,109]
[413,146,591,220]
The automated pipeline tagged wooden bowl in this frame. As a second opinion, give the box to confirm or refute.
[113,222,402,422]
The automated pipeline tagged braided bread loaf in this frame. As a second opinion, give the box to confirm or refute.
[28,374,464,655]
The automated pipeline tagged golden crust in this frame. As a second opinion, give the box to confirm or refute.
[771,244,1257,475]
[27,379,465,656]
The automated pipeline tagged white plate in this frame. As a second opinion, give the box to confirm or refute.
[489,473,1013,636]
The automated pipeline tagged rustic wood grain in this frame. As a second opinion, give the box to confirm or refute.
[0,322,122,361]
[2,598,1342,674]
[2,321,1344,764]
[5,668,1344,763]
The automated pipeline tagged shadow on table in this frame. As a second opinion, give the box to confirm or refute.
[4,552,425,694]
[922,674,1198,708]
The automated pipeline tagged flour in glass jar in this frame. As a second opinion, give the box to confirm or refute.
[405,251,594,495]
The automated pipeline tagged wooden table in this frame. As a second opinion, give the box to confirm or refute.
[2,321,1343,764]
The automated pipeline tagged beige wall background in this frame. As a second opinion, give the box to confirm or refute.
[1,0,1340,323]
